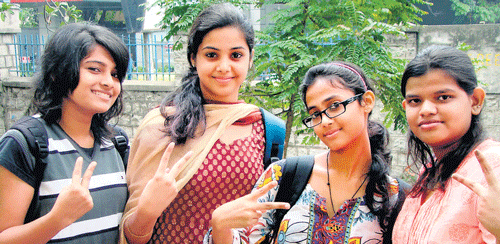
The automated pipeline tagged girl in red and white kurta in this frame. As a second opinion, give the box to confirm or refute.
[119,3,287,244]
[393,45,500,244]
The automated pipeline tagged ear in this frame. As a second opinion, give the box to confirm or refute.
[361,91,375,113]
[402,99,407,110]
[190,54,196,68]
[471,87,485,115]
[249,49,254,69]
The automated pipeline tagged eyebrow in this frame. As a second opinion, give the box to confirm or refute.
[307,95,339,111]
[201,46,247,51]
[83,60,106,66]
[405,88,455,98]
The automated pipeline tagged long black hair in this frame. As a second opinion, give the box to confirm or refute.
[401,45,485,196]
[29,22,129,143]
[299,62,394,238]
[160,3,255,144]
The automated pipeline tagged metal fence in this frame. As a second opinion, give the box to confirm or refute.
[8,33,175,81]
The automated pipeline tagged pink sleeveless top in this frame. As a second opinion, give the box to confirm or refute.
[148,120,265,243]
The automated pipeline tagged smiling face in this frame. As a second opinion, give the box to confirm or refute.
[402,69,483,156]
[63,44,121,118]
[305,77,372,152]
[191,26,253,103]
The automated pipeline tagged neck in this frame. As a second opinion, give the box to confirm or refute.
[431,139,461,162]
[327,137,372,179]
[59,104,94,147]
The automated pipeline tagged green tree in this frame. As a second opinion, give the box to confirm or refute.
[243,0,429,154]
[0,2,14,22]
[148,0,253,49]
[153,0,430,154]
[450,0,500,24]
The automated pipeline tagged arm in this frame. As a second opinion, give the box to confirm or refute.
[208,163,290,244]
[122,142,193,244]
[0,157,95,244]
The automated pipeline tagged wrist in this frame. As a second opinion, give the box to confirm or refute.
[46,209,73,231]
[124,217,154,243]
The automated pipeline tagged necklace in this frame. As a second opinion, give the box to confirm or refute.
[326,152,369,213]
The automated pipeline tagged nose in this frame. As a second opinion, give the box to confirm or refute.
[101,73,114,88]
[216,57,230,73]
[319,111,333,126]
[419,100,437,116]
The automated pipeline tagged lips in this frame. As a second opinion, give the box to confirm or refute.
[324,128,340,138]
[213,76,234,83]
[418,120,442,129]
[92,90,112,99]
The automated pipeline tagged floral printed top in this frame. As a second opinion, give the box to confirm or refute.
[204,159,401,244]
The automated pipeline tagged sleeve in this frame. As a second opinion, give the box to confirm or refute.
[0,131,37,187]
[203,160,287,244]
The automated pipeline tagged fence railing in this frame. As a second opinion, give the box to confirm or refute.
[7,33,176,81]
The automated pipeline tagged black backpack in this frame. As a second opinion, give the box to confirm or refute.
[263,155,315,243]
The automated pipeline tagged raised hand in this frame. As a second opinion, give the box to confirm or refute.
[452,150,500,239]
[50,157,96,228]
[211,180,290,232]
[136,142,193,219]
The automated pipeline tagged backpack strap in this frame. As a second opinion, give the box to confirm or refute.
[10,116,49,160]
[9,116,49,223]
[266,155,315,243]
[259,108,285,169]
[110,125,129,169]
[383,178,411,243]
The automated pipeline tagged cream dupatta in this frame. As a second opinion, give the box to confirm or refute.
[119,103,260,243]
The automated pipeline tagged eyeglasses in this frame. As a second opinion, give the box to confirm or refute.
[302,93,364,128]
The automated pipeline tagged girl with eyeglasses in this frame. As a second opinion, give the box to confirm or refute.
[206,61,409,244]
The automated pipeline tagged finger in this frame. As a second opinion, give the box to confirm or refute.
[257,201,291,211]
[168,151,193,178]
[452,173,487,196]
[81,161,97,189]
[157,142,175,174]
[72,157,84,184]
[249,181,278,200]
[475,150,499,189]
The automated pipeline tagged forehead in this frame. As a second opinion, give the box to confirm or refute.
[405,69,461,95]
[305,77,353,106]
[199,26,249,50]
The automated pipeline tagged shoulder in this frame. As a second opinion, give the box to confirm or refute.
[134,108,169,139]
[458,139,500,174]
[0,130,37,186]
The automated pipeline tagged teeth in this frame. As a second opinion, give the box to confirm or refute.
[93,91,111,98]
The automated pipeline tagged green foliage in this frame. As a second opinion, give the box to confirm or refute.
[149,0,253,49]
[1,2,14,22]
[245,0,428,147]
[450,0,500,23]
[19,7,38,28]
[44,1,82,27]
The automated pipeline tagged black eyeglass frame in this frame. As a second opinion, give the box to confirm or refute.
[302,93,364,128]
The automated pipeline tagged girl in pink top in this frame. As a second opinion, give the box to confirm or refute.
[393,45,500,244]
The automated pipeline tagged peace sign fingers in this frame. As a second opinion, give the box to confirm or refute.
[452,150,498,197]
[475,150,500,191]
[248,180,279,201]
[71,157,97,189]
[156,142,175,174]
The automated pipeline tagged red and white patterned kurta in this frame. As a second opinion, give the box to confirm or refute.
[148,120,265,243]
